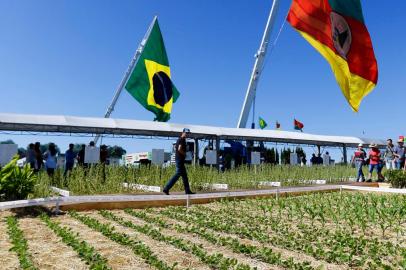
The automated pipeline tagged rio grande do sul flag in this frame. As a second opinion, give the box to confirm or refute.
[287,0,378,111]
[125,18,180,122]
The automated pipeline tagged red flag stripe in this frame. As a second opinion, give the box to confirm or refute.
[288,0,378,83]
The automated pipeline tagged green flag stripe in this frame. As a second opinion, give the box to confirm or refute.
[328,0,364,23]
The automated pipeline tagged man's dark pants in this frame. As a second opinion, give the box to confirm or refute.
[164,160,191,193]
[64,162,74,176]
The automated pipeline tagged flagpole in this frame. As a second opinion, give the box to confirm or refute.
[237,0,280,128]
[94,16,158,144]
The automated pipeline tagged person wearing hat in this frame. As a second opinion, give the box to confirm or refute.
[393,139,405,170]
[163,128,195,195]
[351,143,367,182]
[367,143,383,182]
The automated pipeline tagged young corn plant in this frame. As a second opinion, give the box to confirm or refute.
[6,216,38,270]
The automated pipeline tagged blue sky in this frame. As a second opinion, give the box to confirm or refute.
[0,0,405,160]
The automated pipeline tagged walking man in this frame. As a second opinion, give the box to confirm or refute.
[163,128,195,195]
[351,143,366,182]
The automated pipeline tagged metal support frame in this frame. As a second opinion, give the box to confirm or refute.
[215,137,220,171]
[343,145,348,164]
[193,138,199,166]
[94,16,158,144]
[237,0,280,128]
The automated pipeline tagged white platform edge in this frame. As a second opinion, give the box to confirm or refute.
[3,184,405,211]
[341,185,406,194]
[0,185,340,211]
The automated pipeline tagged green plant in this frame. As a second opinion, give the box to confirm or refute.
[69,211,176,270]
[6,216,38,270]
[99,210,253,270]
[0,155,37,201]
[124,209,314,269]
[386,170,406,188]
[39,213,111,270]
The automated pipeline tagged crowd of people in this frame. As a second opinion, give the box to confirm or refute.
[25,141,109,177]
[309,152,331,166]
[351,138,405,182]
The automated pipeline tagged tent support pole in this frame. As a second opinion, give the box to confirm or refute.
[343,145,348,164]
[193,138,199,166]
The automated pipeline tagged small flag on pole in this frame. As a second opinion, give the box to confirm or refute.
[125,18,180,122]
[258,117,267,129]
[276,121,281,130]
[294,119,304,132]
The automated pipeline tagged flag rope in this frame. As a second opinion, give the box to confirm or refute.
[261,6,290,73]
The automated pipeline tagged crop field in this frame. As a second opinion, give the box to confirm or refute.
[32,164,358,197]
[1,191,405,270]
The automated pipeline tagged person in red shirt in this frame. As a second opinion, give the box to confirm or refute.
[367,143,384,182]
[351,143,366,182]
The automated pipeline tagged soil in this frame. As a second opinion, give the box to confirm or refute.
[85,211,210,270]
[116,210,281,270]
[0,211,20,270]
[147,209,347,270]
[55,214,152,270]
[18,216,88,270]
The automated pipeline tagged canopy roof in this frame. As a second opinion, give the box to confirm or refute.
[0,113,385,147]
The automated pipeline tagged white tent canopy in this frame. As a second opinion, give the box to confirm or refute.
[0,113,385,147]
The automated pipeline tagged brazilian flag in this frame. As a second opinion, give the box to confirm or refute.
[258,117,267,130]
[125,18,180,122]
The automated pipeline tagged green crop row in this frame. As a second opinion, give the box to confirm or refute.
[98,210,252,270]
[124,209,314,270]
[68,211,176,270]
[39,213,111,270]
[5,216,38,270]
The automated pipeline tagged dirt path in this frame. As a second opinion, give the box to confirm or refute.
[86,211,210,270]
[19,217,88,270]
[55,214,151,270]
[0,211,20,270]
[114,210,280,270]
[149,209,347,270]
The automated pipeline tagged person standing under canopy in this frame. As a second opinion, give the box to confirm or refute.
[64,143,76,176]
[163,128,195,195]
[367,143,384,182]
[394,139,405,170]
[351,143,366,182]
[384,139,395,170]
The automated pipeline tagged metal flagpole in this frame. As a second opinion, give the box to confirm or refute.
[94,16,158,144]
[237,0,280,128]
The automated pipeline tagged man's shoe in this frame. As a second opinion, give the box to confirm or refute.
[186,191,195,195]
[366,179,372,182]
[163,189,170,195]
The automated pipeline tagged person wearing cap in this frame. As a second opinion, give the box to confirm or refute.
[367,143,383,182]
[351,143,366,182]
[393,139,405,170]
[163,128,195,195]
[384,139,395,170]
